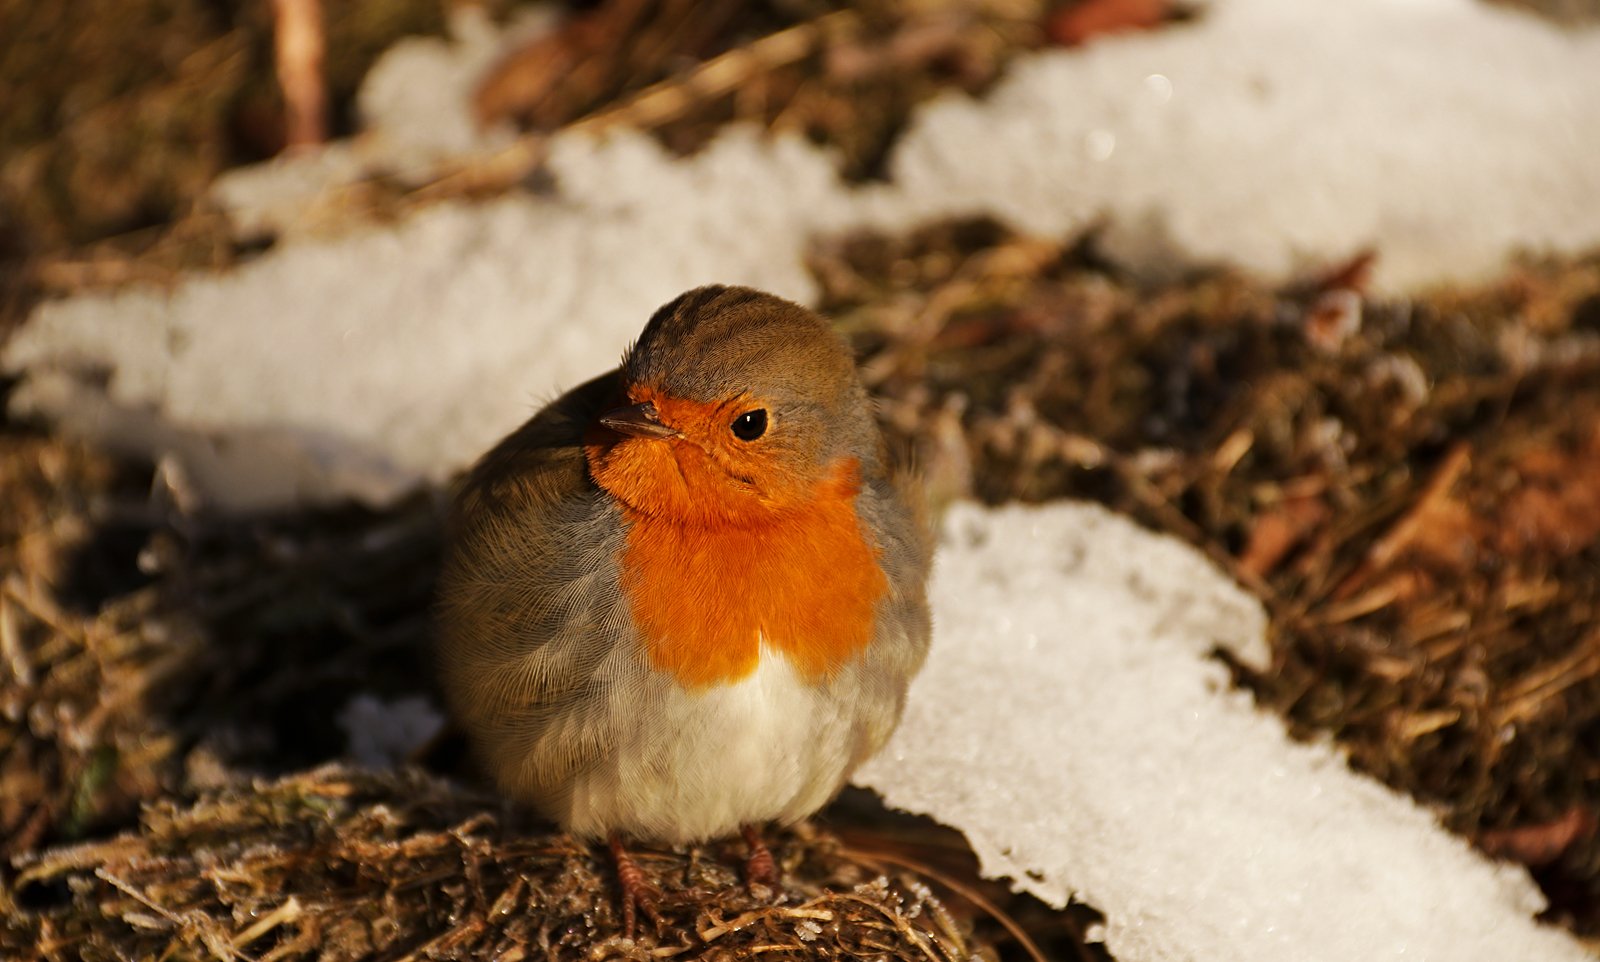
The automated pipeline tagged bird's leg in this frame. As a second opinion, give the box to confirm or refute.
[608,834,663,939]
[741,824,780,890]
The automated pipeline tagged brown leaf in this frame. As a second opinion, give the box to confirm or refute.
[475,0,734,132]
[1046,0,1174,46]
[1334,443,1475,599]
[1299,250,1376,353]
[1494,421,1600,558]
[1238,492,1330,579]
[1477,806,1597,866]
[474,12,616,130]
[1304,289,1362,354]
[1308,249,1378,296]
[1401,496,1485,573]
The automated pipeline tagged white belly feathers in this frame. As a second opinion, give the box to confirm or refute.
[563,643,864,844]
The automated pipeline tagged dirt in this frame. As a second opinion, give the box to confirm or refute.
[6,1,1600,958]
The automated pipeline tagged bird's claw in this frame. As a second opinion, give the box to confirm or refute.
[609,834,664,940]
[741,825,781,893]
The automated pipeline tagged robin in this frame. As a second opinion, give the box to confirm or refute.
[437,285,933,937]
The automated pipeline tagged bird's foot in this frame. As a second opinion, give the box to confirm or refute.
[741,824,780,893]
[608,834,664,940]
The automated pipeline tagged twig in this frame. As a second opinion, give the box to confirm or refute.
[273,0,327,149]
[230,895,302,951]
[843,848,1056,962]
[413,12,851,207]
[1331,442,1471,601]
[571,12,854,134]
[1493,627,1600,728]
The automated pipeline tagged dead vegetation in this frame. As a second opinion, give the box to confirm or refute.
[1,0,1056,337]
[9,0,1600,958]
[5,764,989,961]
[0,427,1067,960]
[7,227,1600,957]
[812,217,1600,933]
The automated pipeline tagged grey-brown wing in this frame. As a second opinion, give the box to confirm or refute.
[437,370,645,812]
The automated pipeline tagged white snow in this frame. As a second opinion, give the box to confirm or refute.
[854,501,1588,962]
[7,130,845,509]
[3,2,1596,955]
[887,0,1600,289]
[5,0,1599,508]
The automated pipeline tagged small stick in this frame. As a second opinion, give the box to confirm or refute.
[1331,442,1471,601]
[273,0,327,149]
[842,848,1057,962]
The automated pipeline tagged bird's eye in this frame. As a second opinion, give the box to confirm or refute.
[731,409,768,441]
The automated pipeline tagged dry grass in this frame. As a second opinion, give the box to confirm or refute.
[5,764,988,961]
[9,2,1600,956]
[813,217,1600,932]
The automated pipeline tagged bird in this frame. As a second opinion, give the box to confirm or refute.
[436,285,933,937]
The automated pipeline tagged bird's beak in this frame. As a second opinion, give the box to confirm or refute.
[599,401,679,440]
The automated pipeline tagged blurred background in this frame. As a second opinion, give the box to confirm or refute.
[4,1,1600,959]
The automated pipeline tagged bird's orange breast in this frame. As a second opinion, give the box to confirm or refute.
[610,458,887,690]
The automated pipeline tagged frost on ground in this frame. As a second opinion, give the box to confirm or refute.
[855,501,1589,962]
[3,3,1597,956]
[5,0,1599,509]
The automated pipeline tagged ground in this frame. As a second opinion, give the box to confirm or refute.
[4,1,1600,959]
